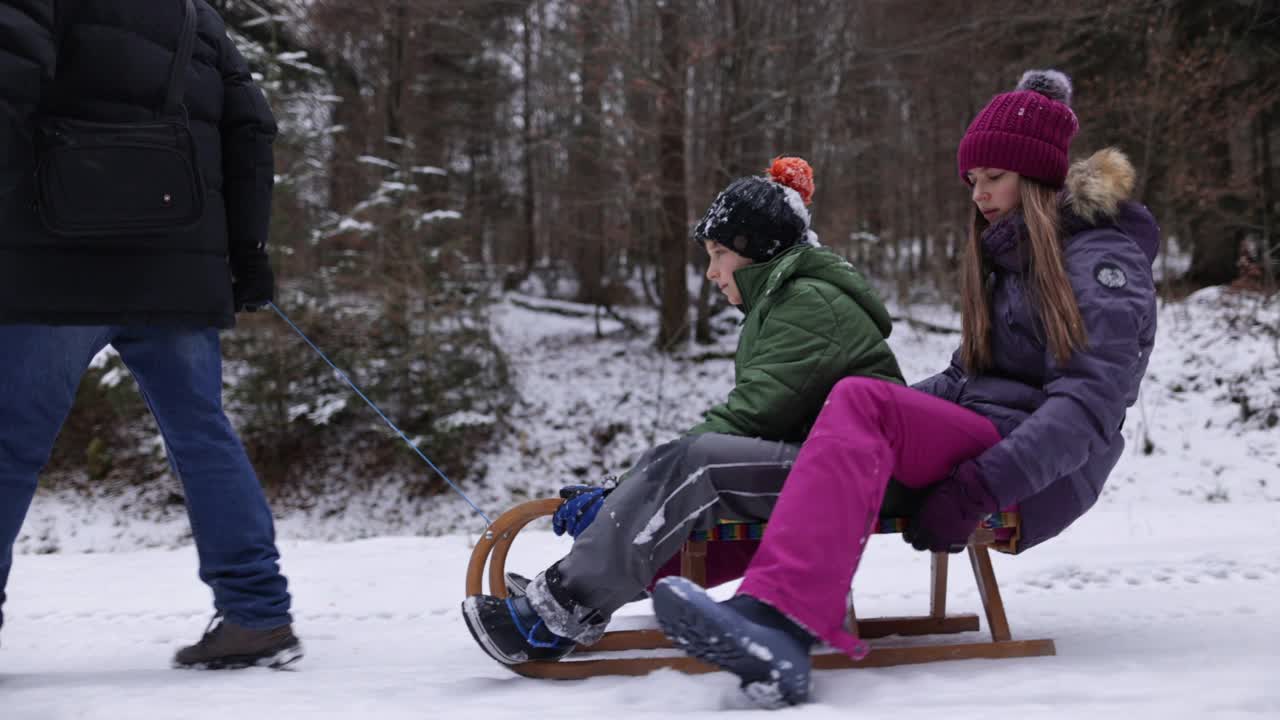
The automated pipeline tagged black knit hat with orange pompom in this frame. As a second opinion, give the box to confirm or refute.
[693,156,821,263]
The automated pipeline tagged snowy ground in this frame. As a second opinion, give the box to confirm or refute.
[3,504,1277,719]
[4,284,1279,717]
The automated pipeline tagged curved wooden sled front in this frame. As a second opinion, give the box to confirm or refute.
[465,498,1055,680]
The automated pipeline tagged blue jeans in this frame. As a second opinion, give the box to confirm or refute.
[0,326,291,630]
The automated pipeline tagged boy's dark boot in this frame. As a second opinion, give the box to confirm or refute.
[462,593,575,665]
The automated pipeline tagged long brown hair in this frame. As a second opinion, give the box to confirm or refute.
[960,178,1087,372]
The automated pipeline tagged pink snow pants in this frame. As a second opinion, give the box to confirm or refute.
[737,377,1002,659]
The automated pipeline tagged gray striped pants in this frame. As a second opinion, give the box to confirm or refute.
[552,432,799,624]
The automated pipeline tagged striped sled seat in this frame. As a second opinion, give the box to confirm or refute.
[464,495,1055,680]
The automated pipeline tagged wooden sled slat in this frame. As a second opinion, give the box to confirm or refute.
[581,613,982,654]
[969,542,1012,642]
[513,654,715,679]
[513,639,1057,680]
[816,638,1057,670]
[930,552,949,618]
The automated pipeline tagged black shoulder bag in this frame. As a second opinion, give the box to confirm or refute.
[34,0,205,237]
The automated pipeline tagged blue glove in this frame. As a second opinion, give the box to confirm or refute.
[553,485,608,538]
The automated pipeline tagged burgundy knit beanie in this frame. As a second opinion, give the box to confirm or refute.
[957,69,1079,188]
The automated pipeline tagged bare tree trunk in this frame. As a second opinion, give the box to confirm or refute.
[328,66,367,216]
[521,2,540,281]
[694,271,714,342]
[1136,2,1172,202]
[1187,133,1243,287]
[1258,109,1276,290]
[376,2,409,280]
[622,0,658,305]
[569,1,609,304]
[695,0,742,344]
[656,0,689,351]
[784,2,805,152]
[384,0,407,143]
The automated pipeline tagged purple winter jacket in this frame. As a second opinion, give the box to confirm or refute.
[915,149,1159,551]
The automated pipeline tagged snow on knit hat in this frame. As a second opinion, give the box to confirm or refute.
[693,157,821,262]
[957,69,1080,188]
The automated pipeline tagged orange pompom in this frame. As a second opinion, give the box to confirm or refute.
[768,156,815,206]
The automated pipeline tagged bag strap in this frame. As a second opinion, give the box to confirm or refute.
[161,0,198,118]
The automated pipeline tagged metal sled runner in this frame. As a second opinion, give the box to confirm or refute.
[464,497,1055,679]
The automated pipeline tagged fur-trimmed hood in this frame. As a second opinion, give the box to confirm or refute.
[1063,148,1160,264]
[1066,147,1135,222]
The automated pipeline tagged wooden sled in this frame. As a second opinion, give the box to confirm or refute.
[464,497,1055,679]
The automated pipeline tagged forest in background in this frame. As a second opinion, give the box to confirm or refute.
[41,0,1280,504]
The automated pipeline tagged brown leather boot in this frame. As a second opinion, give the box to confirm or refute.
[172,615,303,670]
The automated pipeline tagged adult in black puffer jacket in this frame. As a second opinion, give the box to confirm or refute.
[0,0,274,323]
[0,0,299,670]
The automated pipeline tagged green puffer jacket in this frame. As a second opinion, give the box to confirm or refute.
[689,245,904,442]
